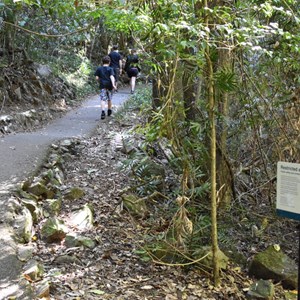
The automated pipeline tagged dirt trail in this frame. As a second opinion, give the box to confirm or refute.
[0,90,129,189]
[0,89,130,299]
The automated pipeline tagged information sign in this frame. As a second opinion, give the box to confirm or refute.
[276,161,300,221]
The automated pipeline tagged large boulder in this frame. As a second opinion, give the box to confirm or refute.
[248,245,297,289]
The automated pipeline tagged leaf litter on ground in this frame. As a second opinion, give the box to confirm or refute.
[30,108,290,300]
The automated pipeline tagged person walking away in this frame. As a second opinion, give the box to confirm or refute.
[108,45,122,92]
[94,56,116,120]
[125,49,140,94]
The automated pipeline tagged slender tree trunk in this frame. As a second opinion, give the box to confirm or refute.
[182,51,197,121]
[204,0,220,287]
[214,0,235,207]
[152,77,163,109]
[207,52,220,287]
[2,6,16,63]
[216,47,234,207]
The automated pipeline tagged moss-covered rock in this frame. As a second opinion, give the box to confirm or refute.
[27,181,48,197]
[17,244,35,262]
[23,259,44,282]
[64,187,85,200]
[54,254,81,265]
[14,206,33,243]
[43,198,62,216]
[122,193,148,219]
[41,217,67,243]
[35,279,50,299]
[248,245,297,289]
[246,279,275,300]
[193,245,229,270]
[21,198,42,223]
[65,234,96,249]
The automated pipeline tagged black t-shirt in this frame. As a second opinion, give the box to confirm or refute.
[94,66,114,90]
[108,51,121,69]
[125,54,139,71]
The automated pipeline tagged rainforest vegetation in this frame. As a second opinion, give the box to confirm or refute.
[1,0,300,299]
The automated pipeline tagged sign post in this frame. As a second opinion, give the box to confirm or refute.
[276,161,300,299]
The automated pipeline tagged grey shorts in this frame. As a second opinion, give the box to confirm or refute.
[100,89,112,101]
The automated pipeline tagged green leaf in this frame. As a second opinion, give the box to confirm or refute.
[215,68,237,92]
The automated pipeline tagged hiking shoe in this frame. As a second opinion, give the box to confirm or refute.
[101,111,105,119]
[108,109,112,116]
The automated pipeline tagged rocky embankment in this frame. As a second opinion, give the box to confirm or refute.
[0,63,77,135]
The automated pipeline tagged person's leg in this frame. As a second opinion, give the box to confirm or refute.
[101,100,106,119]
[127,70,132,92]
[131,76,136,93]
[108,99,112,110]
[107,90,113,116]
[114,68,119,91]
[100,89,108,119]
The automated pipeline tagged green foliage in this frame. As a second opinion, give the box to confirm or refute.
[120,152,164,196]
[126,88,152,111]
[133,248,151,262]
[215,68,237,93]
[103,8,141,34]
[185,214,212,251]
[140,112,164,143]
[2,0,299,275]
[114,88,152,124]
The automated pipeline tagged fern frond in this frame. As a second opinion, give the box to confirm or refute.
[215,67,237,92]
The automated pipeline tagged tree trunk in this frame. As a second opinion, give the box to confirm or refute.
[152,78,164,110]
[215,5,235,208]
[203,0,220,286]
[182,58,197,122]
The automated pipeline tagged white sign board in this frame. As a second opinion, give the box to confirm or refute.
[276,161,300,221]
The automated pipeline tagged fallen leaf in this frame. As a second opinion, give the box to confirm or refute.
[141,285,154,290]
[89,289,105,295]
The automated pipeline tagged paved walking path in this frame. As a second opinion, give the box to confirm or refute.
[0,88,130,299]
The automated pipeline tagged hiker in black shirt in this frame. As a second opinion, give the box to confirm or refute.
[94,56,116,119]
[108,45,122,92]
[125,49,140,94]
